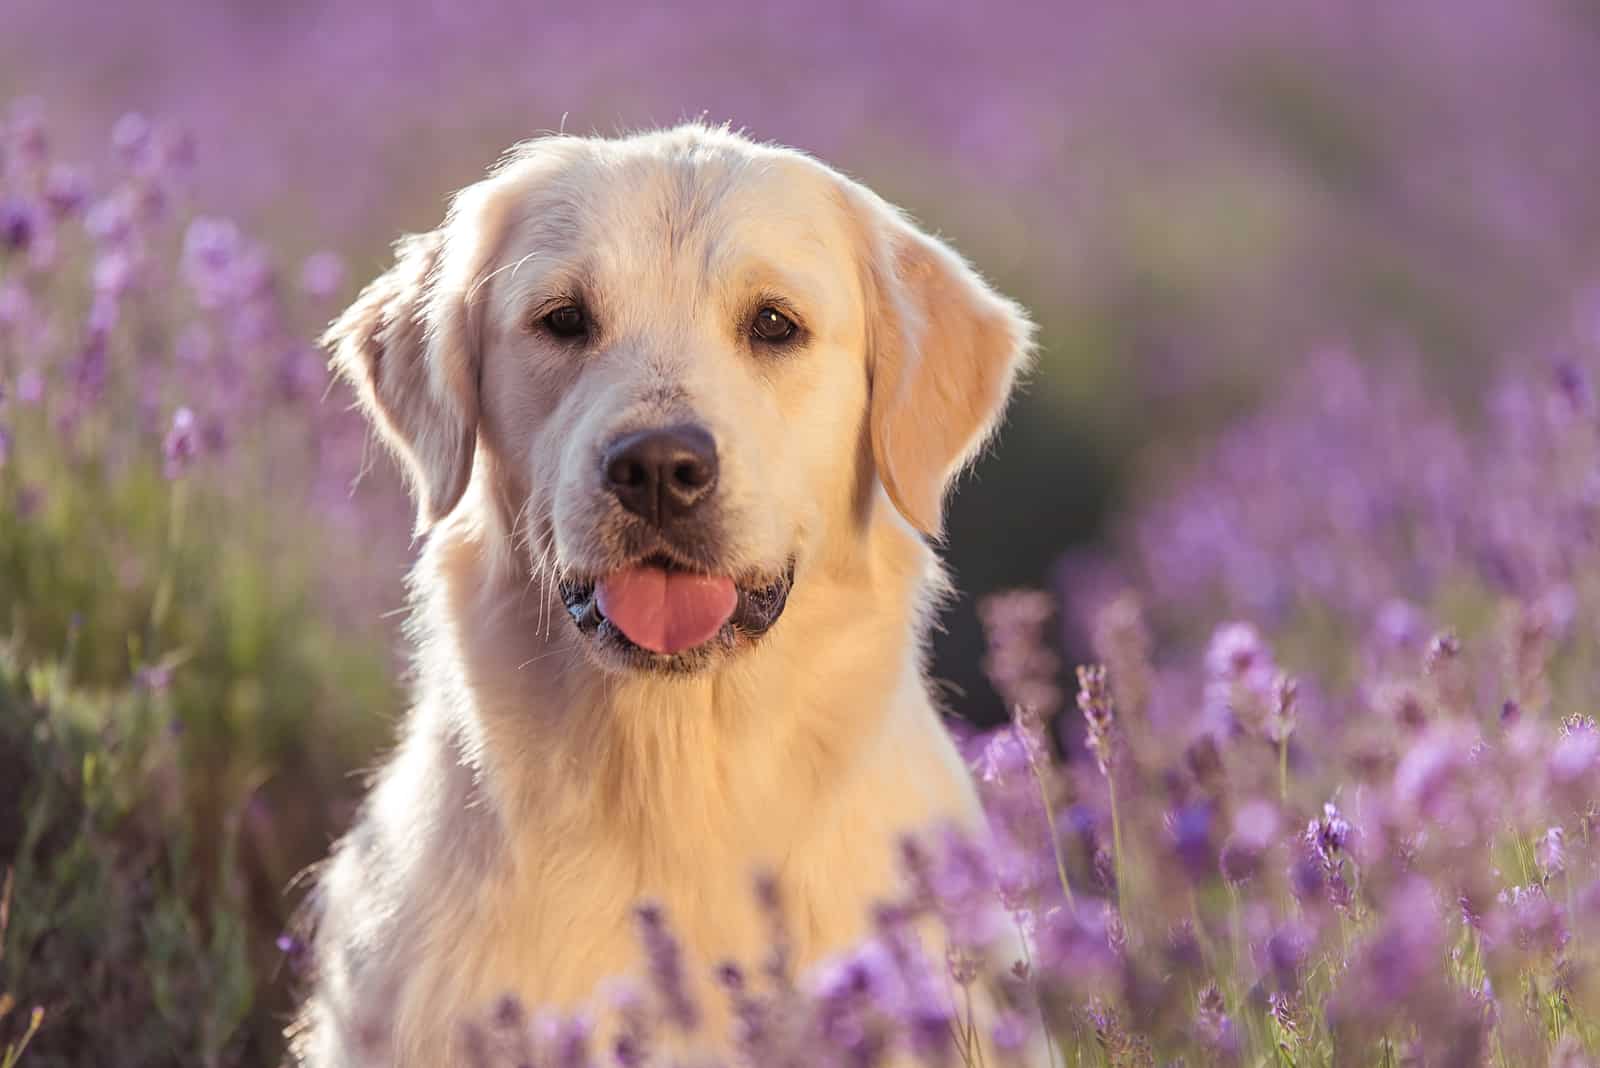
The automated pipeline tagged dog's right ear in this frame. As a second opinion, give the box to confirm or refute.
[324,227,478,533]
[325,222,482,533]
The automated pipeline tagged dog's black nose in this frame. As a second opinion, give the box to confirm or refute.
[602,424,719,525]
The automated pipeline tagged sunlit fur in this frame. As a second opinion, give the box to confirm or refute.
[296,124,1035,1065]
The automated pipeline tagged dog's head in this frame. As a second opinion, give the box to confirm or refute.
[326,126,1032,675]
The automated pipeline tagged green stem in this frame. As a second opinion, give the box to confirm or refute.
[1013,922,1061,1068]
[1,1007,44,1068]
[1033,762,1076,910]
[1278,734,1290,805]
[148,477,188,639]
[1108,772,1126,908]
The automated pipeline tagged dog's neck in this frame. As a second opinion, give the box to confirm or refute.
[405,477,945,865]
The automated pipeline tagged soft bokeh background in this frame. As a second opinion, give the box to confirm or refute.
[4,2,1600,1063]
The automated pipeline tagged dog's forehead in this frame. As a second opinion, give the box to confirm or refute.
[506,136,853,286]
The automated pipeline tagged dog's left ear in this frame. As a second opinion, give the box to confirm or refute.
[852,189,1036,538]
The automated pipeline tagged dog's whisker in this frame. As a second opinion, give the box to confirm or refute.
[519,503,559,639]
[469,249,541,305]
[515,647,570,672]
[508,496,562,642]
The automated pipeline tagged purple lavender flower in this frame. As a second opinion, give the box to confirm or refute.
[1305,802,1351,865]
[605,980,651,1068]
[1076,664,1117,775]
[548,1015,594,1068]
[1491,884,1570,956]
[111,112,153,170]
[163,407,201,479]
[633,902,699,1034]
[1391,724,1477,820]
[182,216,246,307]
[300,250,347,300]
[43,164,89,217]
[1267,674,1298,744]
[93,250,134,297]
[1032,901,1119,984]
[1193,983,1238,1059]
[1373,598,1427,651]
[1423,631,1462,674]
[1220,799,1279,885]
[1202,621,1278,738]
[1536,827,1566,880]
[1264,922,1311,991]
[1268,992,1305,1043]
[0,282,30,336]
[929,825,1002,951]
[84,190,135,245]
[7,98,48,169]
[1165,802,1214,881]
[1,197,34,252]
[809,938,898,1067]
[752,869,792,988]
[990,1010,1032,1055]
[458,1020,492,1068]
[974,725,1031,787]
[135,662,175,692]
[1550,716,1600,785]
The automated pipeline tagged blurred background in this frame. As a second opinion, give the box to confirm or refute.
[3,1,1599,1063]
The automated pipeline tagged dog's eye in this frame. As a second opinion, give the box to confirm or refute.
[750,306,798,344]
[543,304,588,339]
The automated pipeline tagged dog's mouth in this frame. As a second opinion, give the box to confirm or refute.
[558,552,795,670]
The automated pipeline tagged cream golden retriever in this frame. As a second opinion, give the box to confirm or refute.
[296,123,1035,1065]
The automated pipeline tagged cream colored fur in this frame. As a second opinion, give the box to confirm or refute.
[295,124,1035,1065]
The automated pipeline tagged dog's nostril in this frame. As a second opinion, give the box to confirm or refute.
[608,456,649,488]
[602,424,719,525]
[673,460,711,489]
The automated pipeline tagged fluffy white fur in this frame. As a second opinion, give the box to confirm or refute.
[295,124,1036,1065]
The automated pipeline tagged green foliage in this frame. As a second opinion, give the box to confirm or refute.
[0,446,396,1065]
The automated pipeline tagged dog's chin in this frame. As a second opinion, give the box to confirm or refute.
[557,555,796,676]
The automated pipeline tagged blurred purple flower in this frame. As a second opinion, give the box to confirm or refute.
[1166,802,1214,882]
[162,406,201,479]
[1076,664,1117,775]
[1202,621,1277,738]
[0,281,30,333]
[275,932,308,974]
[1193,983,1238,1059]
[1536,827,1566,880]
[84,191,134,245]
[632,902,699,1034]
[1305,802,1351,866]
[1490,884,1569,956]
[1550,716,1600,785]
[1,197,34,252]
[135,662,174,692]
[300,250,347,300]
[112,112,153,170]
[93,250,134,296]
[1264,921,1312,991]
[43,164,89,216]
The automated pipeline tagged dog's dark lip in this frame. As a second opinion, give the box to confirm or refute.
[558,557,797,668]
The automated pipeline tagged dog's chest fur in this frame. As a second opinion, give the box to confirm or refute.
[301,528,982,1065]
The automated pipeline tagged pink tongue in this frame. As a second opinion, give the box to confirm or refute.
[595,567,738,655]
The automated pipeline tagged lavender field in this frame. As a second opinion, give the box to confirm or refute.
[5,2,1600,1065]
